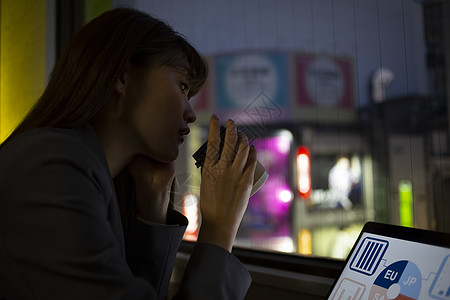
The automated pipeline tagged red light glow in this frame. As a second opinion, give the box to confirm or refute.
[296,146,311,199]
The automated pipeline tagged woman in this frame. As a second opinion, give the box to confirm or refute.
[0,7,256,300]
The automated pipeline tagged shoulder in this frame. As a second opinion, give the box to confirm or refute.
[0,126,110,186]
[0,126,117,208]
[2,126,103,165]
[3,127,91,155]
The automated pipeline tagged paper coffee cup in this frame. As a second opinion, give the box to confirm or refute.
[192,125,269,196]
[250,160,269,196]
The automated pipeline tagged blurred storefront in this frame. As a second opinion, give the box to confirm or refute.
[173,40,448,259]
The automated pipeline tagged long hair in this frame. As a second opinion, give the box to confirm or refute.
[2,7,207,144]
[2,7,208,228]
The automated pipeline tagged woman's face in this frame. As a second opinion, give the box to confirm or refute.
[122,65,197,163]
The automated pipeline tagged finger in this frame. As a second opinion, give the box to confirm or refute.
[242,145,258,185]
[205,114,221,165]
[232,132,250,173]
[219,119,238,166]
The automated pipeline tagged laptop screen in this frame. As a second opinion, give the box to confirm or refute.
[326,222,450,300]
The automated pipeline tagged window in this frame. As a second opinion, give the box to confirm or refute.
[121,0,450,260]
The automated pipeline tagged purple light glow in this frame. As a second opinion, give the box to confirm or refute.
[278,188,293,203]
[277,136,291,154]
[241,132,293,238]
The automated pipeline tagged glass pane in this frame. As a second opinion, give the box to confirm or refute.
[127,0,450,260]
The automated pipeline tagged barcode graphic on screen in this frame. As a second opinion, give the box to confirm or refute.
[350,237,389,275]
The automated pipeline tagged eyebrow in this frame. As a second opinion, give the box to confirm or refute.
[172,68,194,84]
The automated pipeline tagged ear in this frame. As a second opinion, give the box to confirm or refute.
[115,73,127,97]
[115,63,131,96]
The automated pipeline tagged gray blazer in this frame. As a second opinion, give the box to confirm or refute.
[0,126,251,300]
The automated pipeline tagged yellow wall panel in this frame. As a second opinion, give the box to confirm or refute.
[1,0,47,142]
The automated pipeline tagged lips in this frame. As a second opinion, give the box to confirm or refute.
[178,127,190,136]
[178,127,190,144]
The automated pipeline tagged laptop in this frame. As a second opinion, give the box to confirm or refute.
[326,222,450,300]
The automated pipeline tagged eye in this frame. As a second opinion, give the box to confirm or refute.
[180,82,190,96]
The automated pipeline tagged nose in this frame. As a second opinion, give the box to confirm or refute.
[184,101,197,124]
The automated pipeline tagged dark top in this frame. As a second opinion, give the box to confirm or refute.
[0,126,251,300]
